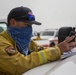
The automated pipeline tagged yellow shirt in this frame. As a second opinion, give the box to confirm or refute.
[28,40,39,52]
[0,31,61,75]
[35,36,41,40]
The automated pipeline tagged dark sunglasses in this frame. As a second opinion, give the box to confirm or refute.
[14,14,35,21]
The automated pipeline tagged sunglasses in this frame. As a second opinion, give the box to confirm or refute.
[14,14,35,21]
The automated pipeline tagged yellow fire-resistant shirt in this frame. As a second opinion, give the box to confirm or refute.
[35,36,41,40]
[0,31,61,75]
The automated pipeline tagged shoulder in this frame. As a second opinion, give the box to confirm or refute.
[0,31,15,45]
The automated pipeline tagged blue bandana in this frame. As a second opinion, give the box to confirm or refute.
[7,26,32,56]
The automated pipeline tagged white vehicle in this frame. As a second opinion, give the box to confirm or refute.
[23,47,76,75]
[32,29,58,47]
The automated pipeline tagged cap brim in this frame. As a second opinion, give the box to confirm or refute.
[29,21,41,25]
[25,20,41,25]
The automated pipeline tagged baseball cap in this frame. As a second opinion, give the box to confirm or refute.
[7,6,41,25]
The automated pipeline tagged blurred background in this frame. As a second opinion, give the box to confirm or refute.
[0,0,76,32]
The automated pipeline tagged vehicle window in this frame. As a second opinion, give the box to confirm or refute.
[55,31,58,37]
[0,22,7,32]
[40,31,54,36]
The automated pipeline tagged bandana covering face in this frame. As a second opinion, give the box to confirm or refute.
[7,26,32,56]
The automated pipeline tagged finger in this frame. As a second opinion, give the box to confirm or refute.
[65,35,75,43]
[69,42,76,48]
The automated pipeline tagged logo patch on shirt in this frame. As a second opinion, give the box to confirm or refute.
[5,46,17,56]
[50,48,56,55]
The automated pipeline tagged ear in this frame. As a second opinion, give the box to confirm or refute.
[9,19,16,26]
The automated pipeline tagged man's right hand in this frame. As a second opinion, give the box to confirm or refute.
[58,35,76,54]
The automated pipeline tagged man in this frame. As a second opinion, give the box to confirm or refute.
[34,32,41,40]
[0,6,76,75]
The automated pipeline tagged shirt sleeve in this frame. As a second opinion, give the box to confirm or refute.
[28,40,39,52]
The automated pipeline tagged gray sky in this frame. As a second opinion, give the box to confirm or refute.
[0,0,76,32]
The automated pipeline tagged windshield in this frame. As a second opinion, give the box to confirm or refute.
[40,31,55,36]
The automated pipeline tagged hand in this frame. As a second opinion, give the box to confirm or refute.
[38,46,44,51]
[58,35,76,54]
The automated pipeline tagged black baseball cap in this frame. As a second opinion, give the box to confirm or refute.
[7,6,41,25]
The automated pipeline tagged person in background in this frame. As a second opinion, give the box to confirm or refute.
[35,32,41,40]
[0,6,76,75]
